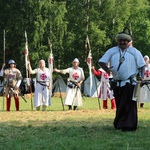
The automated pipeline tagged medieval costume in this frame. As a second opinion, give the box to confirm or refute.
[28,60,51,111]
[54,58,85,110]
[92,68,116,109]
[99,30,145,131]
[0,60,22,111]
[139,55,150,107]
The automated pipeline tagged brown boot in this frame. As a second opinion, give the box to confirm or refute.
[103,100,108,109]
[111,98,116,109]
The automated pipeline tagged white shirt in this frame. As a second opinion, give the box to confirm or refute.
[99,46,145,86]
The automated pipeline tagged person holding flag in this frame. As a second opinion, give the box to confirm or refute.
[54,58,85,110]
[139,55,150,108]
[28,60,51,111]
[92,65,116,109]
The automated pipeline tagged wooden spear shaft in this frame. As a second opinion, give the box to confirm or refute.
[2,30,5,111]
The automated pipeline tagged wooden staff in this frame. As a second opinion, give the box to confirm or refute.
[25,31,33,110]
[2,30,5,111]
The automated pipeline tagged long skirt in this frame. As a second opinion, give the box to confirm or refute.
[64,87,82,106]
[139,84,150,103]
[34,83,51,107]
[113,83,137,131]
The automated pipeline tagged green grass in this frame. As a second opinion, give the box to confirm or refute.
[0,96,150,150]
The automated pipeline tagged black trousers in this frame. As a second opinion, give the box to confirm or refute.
[113,83,137,131]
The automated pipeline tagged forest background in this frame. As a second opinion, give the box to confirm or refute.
[0,0,150,79]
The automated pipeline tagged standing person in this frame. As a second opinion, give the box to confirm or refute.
[139,55,150,108]
[99,31,145,131]
[0,60,22,111]
[28,60,51,111]
[54,58,85,110]
[92,65,116,109]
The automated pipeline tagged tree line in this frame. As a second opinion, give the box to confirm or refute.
[0,0,150,79]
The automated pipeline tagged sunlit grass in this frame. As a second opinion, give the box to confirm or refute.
[0,96,150,150]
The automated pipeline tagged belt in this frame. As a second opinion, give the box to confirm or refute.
[37,81,48,87]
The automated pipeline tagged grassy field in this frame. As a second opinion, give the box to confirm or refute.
[0,96,150,150]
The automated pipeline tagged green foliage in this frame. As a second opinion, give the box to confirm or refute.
[0,0,150,77]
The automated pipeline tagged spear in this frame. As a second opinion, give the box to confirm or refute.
[86,36,101,110]
[48,38,64,111]
[48,37,53,97]
[85,0,101,109]
[3,30,5,65]
[25,31,33,110]
[2,30,5,111]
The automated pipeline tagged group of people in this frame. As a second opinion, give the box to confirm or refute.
[0,57,116,112]
[0,58,86,111]
[0,30,149,132]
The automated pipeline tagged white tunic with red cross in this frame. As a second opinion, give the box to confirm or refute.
[139,63,150,102]
[33,68,51,107]
[61,67,85,106]
[93,68,114,100]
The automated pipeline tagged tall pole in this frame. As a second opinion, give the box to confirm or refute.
[85,0,101,109]
[25,31,33,110]
[2,30,5,111]
[3,30,5,65]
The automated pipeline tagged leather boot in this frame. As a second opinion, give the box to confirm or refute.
[111,98,116,109]
[103,100,108,109]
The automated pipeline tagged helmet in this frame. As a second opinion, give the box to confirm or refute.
[8,59,15,65]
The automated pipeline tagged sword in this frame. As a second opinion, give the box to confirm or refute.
[10,88,27,103]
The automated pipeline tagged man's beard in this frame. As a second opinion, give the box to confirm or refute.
[119,43,128,50]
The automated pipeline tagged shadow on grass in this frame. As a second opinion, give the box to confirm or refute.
[0,117,150,150]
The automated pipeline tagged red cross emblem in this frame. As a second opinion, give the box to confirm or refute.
[48,58,53,64]
[72,72,79,80]
[9,74,14,79]
[103,73,109,79]
[145,70,150,77]
[40,74,47,80]
[87,58,91,64]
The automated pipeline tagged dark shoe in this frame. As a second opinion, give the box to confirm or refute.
[68,105,72,110]
[140,103,144,108]
[73,106,77,110]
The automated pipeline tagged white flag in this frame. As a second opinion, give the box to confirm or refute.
[24,31,31,86]
[25,31,29,78]
[48,40,53,96]
[86,36,92,96]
